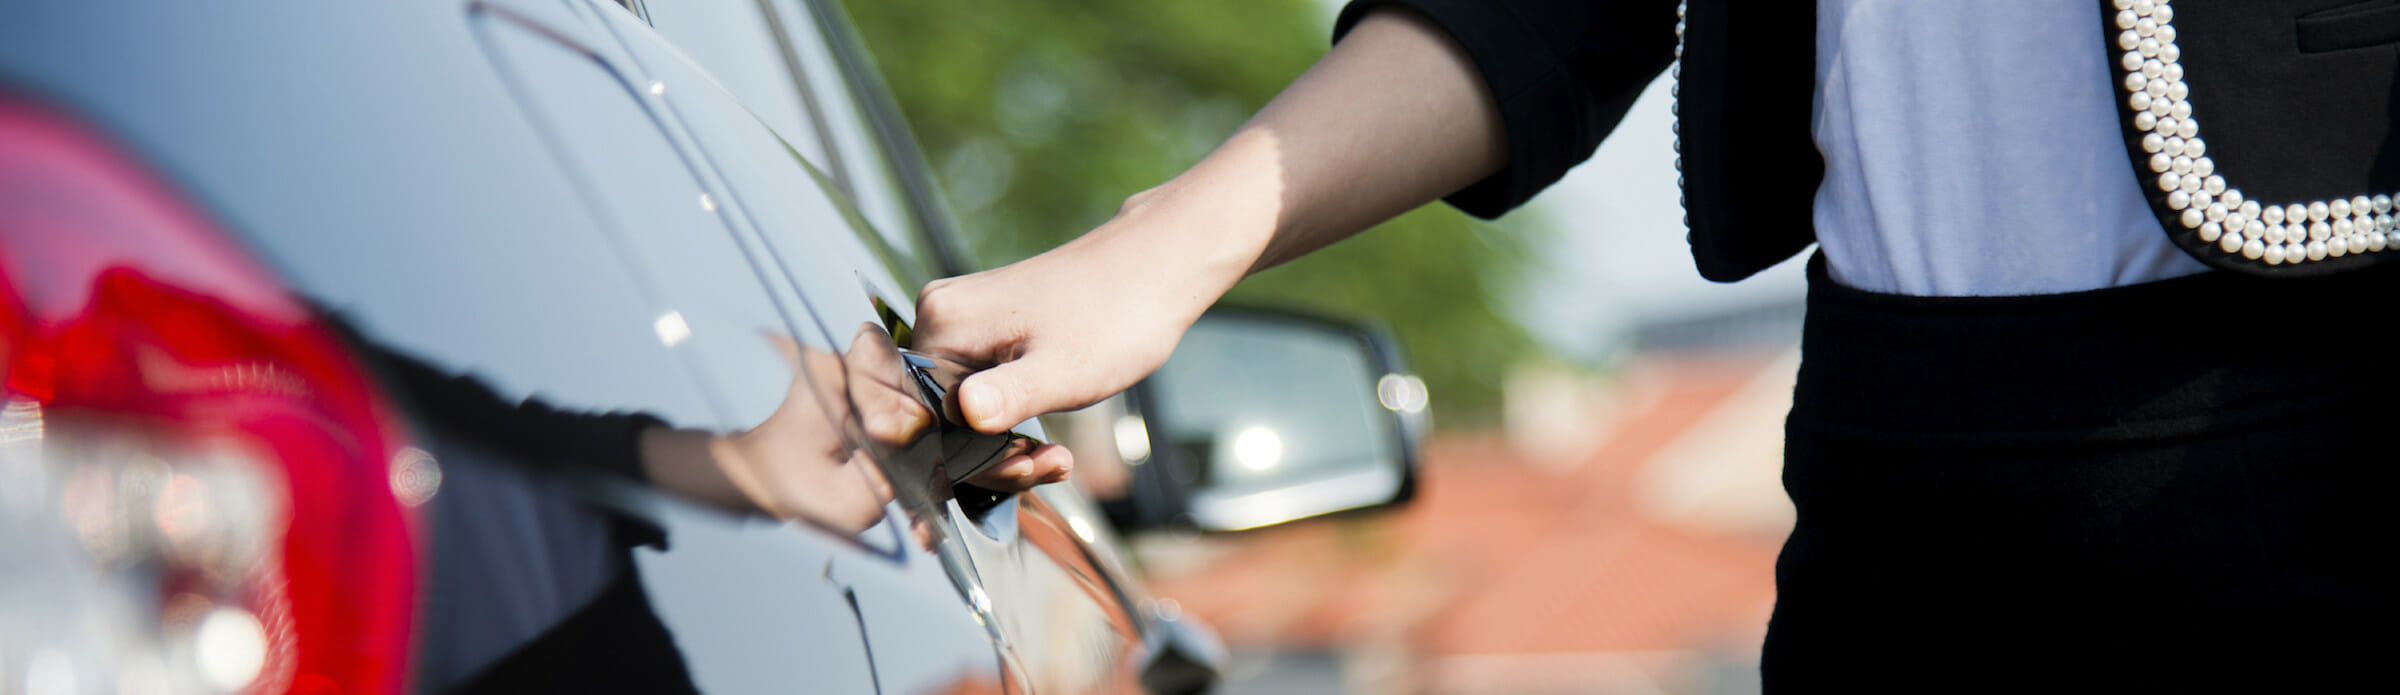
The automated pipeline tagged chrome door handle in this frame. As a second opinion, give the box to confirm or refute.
[897,349,1036,485]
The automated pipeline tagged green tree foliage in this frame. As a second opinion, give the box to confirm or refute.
[839,0,1546,425]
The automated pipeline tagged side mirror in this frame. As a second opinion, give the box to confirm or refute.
[1118,307,1426,532]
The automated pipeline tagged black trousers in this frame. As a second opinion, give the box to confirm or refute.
[1762,255,2399,692]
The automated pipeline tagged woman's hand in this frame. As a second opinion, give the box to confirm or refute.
[638,334,898,534]
[909,5,1504,435]
[840,322,1074,490]
[912,191,1255,434]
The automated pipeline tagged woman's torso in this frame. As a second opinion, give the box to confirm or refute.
[1810,0,2211,296]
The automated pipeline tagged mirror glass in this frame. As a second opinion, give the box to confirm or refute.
[1144,313,1410,531]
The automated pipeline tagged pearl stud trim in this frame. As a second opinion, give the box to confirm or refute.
[1672,2,1687,231]
[2114,0,2394,265]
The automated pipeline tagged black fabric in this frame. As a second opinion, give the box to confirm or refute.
[1672,0,1821,282]
[319,315,670,549]
[1769,254,2400,691]
[449,568,702,694]
[377,348,671,548]
[1332,0,1679,220]
[381,350,666,484]
[1330,0,1824,282]
[2296,0,2400,53]
[412,437,642,691]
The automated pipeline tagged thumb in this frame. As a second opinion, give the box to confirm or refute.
[956,357,1074,434]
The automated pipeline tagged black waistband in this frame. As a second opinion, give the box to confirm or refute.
[1790,253,2400,447]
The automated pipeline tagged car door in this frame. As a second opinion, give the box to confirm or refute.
[472,2,1018,693]
[597,1,1171,692]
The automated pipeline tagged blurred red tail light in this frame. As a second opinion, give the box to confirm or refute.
[1,99,418,694]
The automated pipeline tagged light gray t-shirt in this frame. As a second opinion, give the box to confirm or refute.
[1811,0,2209,296]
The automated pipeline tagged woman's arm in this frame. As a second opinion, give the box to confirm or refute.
[911,6,1507,433]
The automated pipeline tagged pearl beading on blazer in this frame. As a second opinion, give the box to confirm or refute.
[1671,2,1686,230]
[2116,0,2395,266]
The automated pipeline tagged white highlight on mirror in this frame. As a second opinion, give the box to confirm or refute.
[195,607,267,692]
[1231,427,1282,472]
[1112,415,1151,464]
[1377,374,1429,414]
[653,311,692,347]
[1189,466,1403,531]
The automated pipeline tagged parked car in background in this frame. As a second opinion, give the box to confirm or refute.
[0,1,1424,693]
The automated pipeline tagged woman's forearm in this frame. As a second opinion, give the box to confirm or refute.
[1097,6,1507,281]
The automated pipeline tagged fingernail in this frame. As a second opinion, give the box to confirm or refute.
[961,380,1002,431]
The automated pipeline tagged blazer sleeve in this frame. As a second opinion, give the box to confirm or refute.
[1334,0,1680,218]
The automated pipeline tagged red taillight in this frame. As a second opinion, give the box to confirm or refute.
[0,99,417,693]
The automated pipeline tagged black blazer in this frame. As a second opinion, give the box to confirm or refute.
[1339,0,2400,280]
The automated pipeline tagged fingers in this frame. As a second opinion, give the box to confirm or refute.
[909,514,938,554]
[1027,442,1074,483]
[839,449,895,532]
[956,359,1081,435]
[910,274,1014,365]
[912,243,1196,434]
[859,392,932,447]
[963,442,1075,492]
[956,373,1016,435]
[939,334,1133,434]
[844,326,935,446]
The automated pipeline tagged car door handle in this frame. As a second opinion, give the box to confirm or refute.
[872,293,1040,486]
[897,348,1036,485]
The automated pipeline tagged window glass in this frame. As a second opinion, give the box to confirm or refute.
[770,0,931,281]
[485,4,836,443]
[603,11,928,323]
[638,0,834,176]
[639,0,932,290]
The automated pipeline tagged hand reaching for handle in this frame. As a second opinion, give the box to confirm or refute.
[911,5,1506,435]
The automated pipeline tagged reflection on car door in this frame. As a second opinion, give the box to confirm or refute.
[557,2,1023,693]
[470,3,928,693]
[591,3,1176,693]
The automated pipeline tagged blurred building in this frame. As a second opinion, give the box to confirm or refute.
[1139,302,1803,695]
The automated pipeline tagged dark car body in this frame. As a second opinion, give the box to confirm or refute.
[0,0,1430,692]
[1,0,1233,692]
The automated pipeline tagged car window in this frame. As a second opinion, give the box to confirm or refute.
[637,0,834,183]
[639,0,934,291]
[760,0,927,274]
